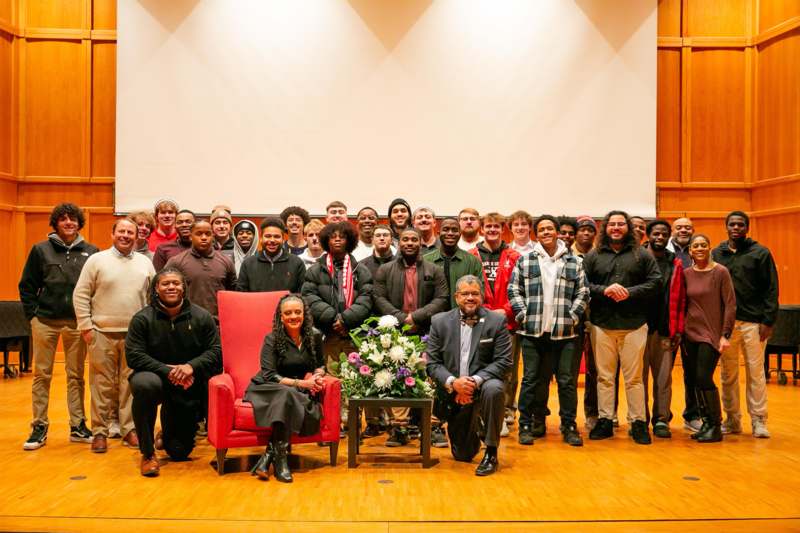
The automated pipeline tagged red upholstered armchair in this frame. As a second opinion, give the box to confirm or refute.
[208,290,341,475]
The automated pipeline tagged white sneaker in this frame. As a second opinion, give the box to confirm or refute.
[504,411,515,425]
[108,421,121,439]
[500,420,510,437]
[683,419,703,433]
[721,418,742,435]
[752,419,770,439]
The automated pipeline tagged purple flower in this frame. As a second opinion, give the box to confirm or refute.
[347,352,361,365]
[359,365,372,376]
[404,376,416,387]
[421,335,429,343]
[368,328,379,336]
[396,367,411,379]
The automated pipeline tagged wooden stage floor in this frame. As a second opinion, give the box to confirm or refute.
[1,362,799,532]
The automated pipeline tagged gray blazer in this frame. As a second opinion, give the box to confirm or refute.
[425,307,512,387]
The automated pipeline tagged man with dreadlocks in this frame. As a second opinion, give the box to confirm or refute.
[125,267,222,477]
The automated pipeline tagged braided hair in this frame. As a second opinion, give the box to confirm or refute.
[272,294,315,354]
[149,266,187,307]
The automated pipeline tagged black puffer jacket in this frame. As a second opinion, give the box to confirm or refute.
[302,254,373,334]
[125,299,221,381]
[18,234,99,321]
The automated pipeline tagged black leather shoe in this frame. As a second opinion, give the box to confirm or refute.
[531,419,546,438]
[630,420,652,445]
[272,440,293,483]
[475,453,498,476]
[561,425,583,447]
[251,444,274,481]
[589,418,614,440]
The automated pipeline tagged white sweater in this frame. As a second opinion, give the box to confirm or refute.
[73,247,155,332]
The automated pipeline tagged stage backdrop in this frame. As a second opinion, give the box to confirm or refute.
[116,0,657,217]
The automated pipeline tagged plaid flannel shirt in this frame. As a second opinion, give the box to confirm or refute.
[507,248,590,340]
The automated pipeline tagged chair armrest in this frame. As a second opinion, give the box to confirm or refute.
[318,375,342,436]
[207,373,235,446]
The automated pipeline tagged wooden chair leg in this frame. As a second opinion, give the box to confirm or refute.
[215,449,227,476]
[329,440,339,466]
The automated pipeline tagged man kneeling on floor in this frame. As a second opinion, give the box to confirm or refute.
[125,267,222,477]
[425,275,511,476]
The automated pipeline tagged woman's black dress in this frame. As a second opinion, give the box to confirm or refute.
[244,329,325,436]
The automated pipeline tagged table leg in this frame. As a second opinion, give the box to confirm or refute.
[348,402,359,468]
[421,403,433,468]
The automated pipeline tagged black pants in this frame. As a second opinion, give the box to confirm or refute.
[130,371,201,460]
[437,378,505,462]
[519,335,580,427]
[681,340,701,420]
[682,341,721,391]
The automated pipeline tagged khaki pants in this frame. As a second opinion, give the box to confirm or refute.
[720,321,768,423]
[30,317,87,427]
[88,331,134,438]
[591,325,648,423]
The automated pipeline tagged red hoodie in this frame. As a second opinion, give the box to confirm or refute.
[469,244,521,330]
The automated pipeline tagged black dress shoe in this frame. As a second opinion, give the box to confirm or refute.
[475,452,498,476]
[362,423,384,439]
[518,424,534,445]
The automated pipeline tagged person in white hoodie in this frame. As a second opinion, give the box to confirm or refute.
[508,215,590,448]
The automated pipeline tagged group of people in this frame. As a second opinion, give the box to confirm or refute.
[19,198,779,479]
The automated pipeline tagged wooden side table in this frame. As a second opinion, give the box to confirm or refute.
[347,397,439,468]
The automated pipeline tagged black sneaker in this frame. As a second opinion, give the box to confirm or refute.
[589,418,614,440]
[385,427,409,447]
[362,423,384,439]
[407,425,421,440]
[431,425,448,448]
[24,424,48,450]
[518,424,535,445]
[69,420,93,443]
[653,421,672,439]
[629,420,652,445]
[561,425,583,447]
[531,419,547,439]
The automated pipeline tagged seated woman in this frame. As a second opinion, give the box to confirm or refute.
[245,294,326,482]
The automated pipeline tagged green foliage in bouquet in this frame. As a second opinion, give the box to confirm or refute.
[331,315,434,399]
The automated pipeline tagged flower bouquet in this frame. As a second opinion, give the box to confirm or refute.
[331,315,434,399]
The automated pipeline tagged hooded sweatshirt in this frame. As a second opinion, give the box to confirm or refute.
[534,239,569,335]
[232,219,259,275]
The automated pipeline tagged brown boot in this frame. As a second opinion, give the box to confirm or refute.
[140,455,160,477]
[91,435,108,453]
[123,431,139,449]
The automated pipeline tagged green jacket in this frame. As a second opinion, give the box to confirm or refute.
[423,248,484,309]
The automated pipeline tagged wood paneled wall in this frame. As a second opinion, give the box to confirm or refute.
[0,1,798,302]
[657,0,800,302]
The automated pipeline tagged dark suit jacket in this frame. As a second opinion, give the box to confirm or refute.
[372,255,448,333]
[425,307,511,388]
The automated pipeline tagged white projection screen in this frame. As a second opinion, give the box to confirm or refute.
[116,0,657,217]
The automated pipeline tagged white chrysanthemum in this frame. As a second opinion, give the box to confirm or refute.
[359,342,371,354]
[374,369,394,389]
[406,352,422,369]
[367,350,384,365]
[378,315,399,329]
[380,334,392,349]
[388,345,407,363]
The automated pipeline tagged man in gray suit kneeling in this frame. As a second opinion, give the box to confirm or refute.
[425,274,512,476]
